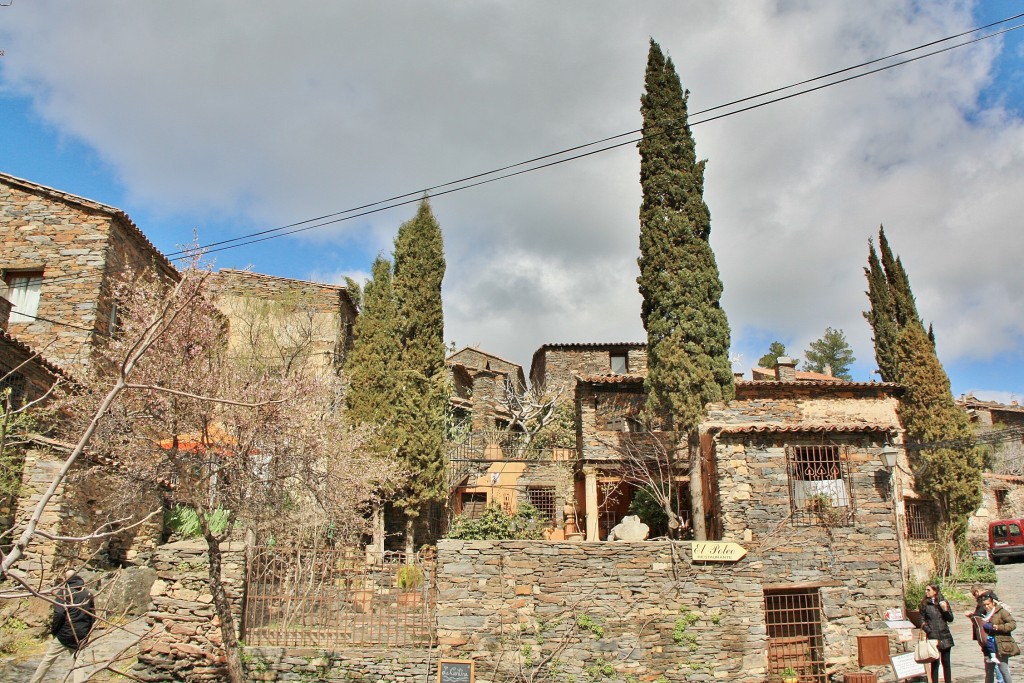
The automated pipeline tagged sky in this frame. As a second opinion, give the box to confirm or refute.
[1,1,1023,402]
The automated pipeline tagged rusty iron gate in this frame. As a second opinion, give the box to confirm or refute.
[242,546,435,647]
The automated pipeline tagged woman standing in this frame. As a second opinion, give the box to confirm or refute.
[920,583,955,683]
[981,591,1018,683]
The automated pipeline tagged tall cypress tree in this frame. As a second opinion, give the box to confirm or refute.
[392,198,447,553]
[344,256,400,555]
[637,39,734,433]
[345,256,400,438]
[864,228,981,555]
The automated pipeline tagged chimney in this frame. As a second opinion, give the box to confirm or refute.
[823,364,833,377]
[0,296,11,332]
[733,371,745,381]
[775,356,797,382]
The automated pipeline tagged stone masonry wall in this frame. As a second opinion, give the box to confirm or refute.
[208,269,355,374]
[134,539,246,682]
[533,345,646,400]
[0,176,176,370]
[435,539,901,683]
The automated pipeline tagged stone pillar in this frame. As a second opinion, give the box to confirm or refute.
[584,467,599,541]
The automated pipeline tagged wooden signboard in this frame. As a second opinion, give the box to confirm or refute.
[438,659,475,683]
[691,541,747,562]
[890,652,926,681]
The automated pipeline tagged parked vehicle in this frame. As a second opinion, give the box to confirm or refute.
[988,518,1024,564]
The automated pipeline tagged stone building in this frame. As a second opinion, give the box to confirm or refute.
[207,268,358,378]
[0,171,178,370]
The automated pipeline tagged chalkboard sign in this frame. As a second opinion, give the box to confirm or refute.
[438,659,475,683]
[890,652,926,681]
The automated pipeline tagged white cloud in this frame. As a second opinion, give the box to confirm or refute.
[2,1,1022,385]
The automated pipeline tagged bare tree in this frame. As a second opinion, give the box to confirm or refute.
[4,261,402,683]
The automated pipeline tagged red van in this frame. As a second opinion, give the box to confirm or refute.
[989,519,1024,564]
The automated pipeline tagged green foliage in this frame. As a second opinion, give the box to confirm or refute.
[951,557,997,584]
[396,564,425,590]
[758,341,796,370]
[864,228,982,550]
[530,401,577,451]
[392,200,448,522]
[165,505,232,538]
[672,610,700,651]
[802,327,855,380]
[445,503,547,540]
[576,613,605,639]
[584,657,615,681]
[345,256,401,459]
[637,39,734,434]
[781,666,798,677]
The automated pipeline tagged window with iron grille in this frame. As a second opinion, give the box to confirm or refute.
[526,487,556,526]
[764,588,827,683]
[786,445,854,525]
[0,369,26,409]
[905,500,938,541]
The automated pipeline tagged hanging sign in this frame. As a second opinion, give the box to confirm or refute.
[691,541,748,562]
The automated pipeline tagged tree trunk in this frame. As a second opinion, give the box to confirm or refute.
[688,433,706,541]
[404,514,415,557]
[370,500,384,564]
[205,533,246,683]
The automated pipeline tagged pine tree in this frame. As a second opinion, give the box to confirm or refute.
[391,198,447,553]
[758,341,796,369]
[802,327,855,380]
[863,228,981,554]
[637,39,734,434]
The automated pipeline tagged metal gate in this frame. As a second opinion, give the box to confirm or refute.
[242,546,435,647]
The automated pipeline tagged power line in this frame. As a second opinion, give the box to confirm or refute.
[14,15,1024,294]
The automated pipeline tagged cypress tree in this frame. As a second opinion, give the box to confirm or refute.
[345,256,400,439]
[637,39,734,433]
[863,229,982,555]
[391,198,447,552]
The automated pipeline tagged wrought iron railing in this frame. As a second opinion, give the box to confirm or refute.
[242,546,435,648]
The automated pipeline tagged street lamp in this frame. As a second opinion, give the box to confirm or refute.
[880,444,898,470]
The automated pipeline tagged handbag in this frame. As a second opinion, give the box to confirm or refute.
[914,634,940,663]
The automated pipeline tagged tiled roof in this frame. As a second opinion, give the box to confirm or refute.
[538,342,645,351]
[575,373,645,385]
[447,346,523,371]
[958,397,1024,413]
[0,171,177,279]
[711,422,897,435]
[737,380,900,390]
[0,328,74,381]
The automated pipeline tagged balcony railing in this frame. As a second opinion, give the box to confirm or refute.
[445,430,577,489]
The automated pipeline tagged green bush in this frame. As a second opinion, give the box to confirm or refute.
[166,505,232,538]
[952,557,997,584]
[905,577,926,611]
[445,503,547,540]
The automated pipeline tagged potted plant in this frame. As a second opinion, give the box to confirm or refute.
[781,666,799,683]
[904,578,926,627]
[396,564,425,607]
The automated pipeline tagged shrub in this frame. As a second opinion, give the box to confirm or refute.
[165,505,232,538]
[445,503,547,540]
[952,557,997,584]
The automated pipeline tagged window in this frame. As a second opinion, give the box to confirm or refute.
[526,487,556,526]
[905,500,938,541]
[4,271,43,323]
[787,445,854,525]
[460,492,487,520]
[0,369,26,408]
[609,353,628,374]
[764,588,826,683]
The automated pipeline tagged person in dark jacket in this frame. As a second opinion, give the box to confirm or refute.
[920,583,955,683]
[29,571,95,683]
[981,592,1018,683]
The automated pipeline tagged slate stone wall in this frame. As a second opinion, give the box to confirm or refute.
[435,539,901,683]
